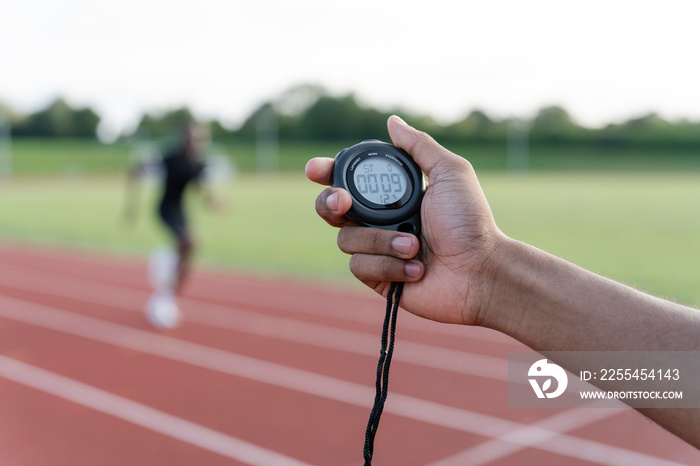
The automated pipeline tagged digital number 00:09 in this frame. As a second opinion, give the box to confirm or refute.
[599,368,680,381]
[355,173,403,194]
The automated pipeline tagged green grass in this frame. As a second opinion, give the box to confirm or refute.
[7,138,700,177]
[9,140,133,175]
[481,173,700,306]
[0,173,347,279]
[2,138,700,305]
[0,171,699,308]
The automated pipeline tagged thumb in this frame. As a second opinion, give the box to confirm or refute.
[387,115,449,177]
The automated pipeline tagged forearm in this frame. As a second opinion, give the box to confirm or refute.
[479,236,700,447]
[480,236,700,352]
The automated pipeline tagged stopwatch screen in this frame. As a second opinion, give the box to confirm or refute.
[353,157,408,206]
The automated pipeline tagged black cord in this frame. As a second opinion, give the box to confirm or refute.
[363,281,403,466]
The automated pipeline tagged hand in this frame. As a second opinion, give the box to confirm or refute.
[195,182,228,214]
[203,192,228,214]
[306,116,505,325]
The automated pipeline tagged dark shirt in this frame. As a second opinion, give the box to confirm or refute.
[159,147,205,209]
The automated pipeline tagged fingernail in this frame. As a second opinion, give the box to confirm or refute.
[326,191,339,211]
[391,115,406,126]
[405,261,422,279]
[392,236,413,255]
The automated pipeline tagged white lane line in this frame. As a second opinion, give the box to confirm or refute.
[0,253,511,344]
[0,295,682,466]
[0,355,311,466]
[426,406,657,466]
[0,264,519,381]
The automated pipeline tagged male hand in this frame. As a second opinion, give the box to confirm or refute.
[306,116,504,325]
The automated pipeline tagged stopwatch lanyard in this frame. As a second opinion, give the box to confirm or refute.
[363,281,403,466]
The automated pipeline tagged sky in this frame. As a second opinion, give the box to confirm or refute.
[2,0,700,141]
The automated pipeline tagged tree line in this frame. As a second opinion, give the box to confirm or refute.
[4,84,700,148]
[3,99,100,139]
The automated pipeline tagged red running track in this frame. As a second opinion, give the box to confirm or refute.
[0,242,697,465]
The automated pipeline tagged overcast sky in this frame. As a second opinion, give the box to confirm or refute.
[2,0,699,140]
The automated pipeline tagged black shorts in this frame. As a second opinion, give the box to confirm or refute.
[158,202,189,244]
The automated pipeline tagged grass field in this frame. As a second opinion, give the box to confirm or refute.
[6,138,700,176]
[0,169,699,307]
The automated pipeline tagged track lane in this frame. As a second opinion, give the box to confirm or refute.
[0,299,488,465]
[0,294,690,465]
[0,355,311,466]
[0,248,700,464]
[0,378,245,466]
[0,263,520,381]
[0,243,512,345]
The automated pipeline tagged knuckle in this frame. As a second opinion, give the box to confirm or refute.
[367,230,383,254]
[348,253,405,282]
[455,155,474,174]
[337,228,351,254]
[348,254,363,276]
[378,256,399,278]
[314,191,329,216]
[413,130,435,154]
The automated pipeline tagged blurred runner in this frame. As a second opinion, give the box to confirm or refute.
[125,121,224,328]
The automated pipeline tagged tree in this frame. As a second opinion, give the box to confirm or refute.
[299,94,360,140]
[597,113,700,147]
[12,98,101,139]
[444,109,505,142]
[72,107,101,138]
[530,106,580,142]
[131,107,195,139]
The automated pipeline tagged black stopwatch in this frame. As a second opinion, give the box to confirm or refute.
[331,140,425,236]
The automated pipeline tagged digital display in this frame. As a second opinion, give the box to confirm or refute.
[353,157,408,205]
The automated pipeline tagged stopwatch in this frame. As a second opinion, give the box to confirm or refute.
[331,140,425,236]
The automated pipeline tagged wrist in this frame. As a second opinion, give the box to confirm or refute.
[470,235,534,336]
[471,234,633,350]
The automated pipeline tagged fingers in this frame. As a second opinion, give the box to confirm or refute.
[309,118,450,181]
[314,187,354,228]
[338,226,424,283]
[338,226,420,259]
[387,115,462,177]
[307,158,355,227]
[305,157,334,186]
[308,127,431,285]
[349,255,424,283]
[307,121,449,184]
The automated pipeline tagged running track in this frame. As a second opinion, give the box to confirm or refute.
[0,243,697,465]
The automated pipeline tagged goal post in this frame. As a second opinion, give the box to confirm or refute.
[506,118,529,173]
[255,105,279,174]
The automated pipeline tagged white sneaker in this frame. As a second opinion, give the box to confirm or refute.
[145,291,183,329]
